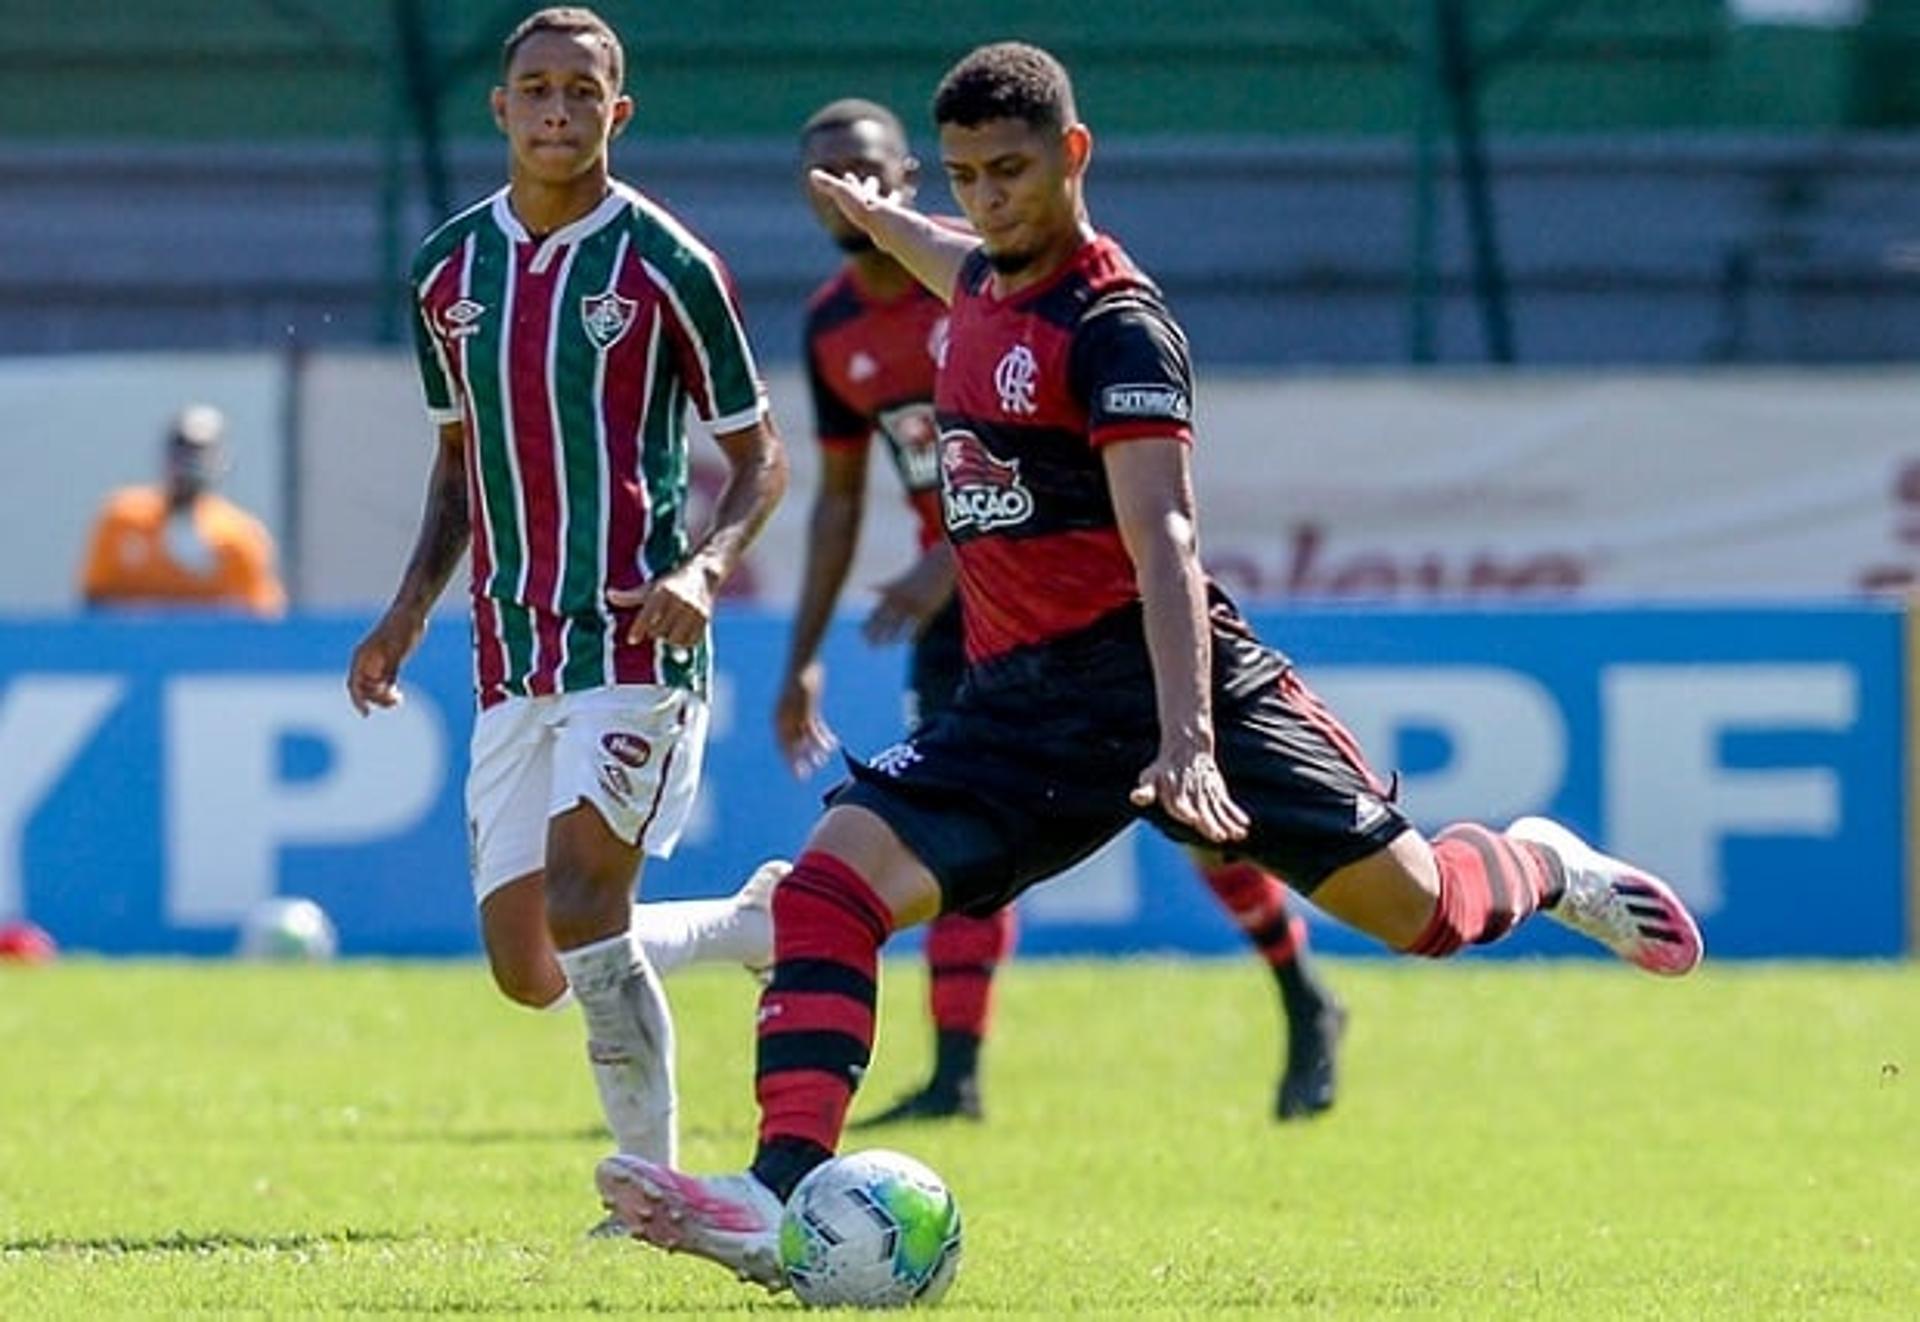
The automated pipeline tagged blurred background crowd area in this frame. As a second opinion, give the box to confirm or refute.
[4,0,1920,366]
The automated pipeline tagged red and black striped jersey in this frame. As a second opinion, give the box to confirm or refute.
[934,233,1197,665]
[803,270,948,549]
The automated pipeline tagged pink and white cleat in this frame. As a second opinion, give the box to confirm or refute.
[595,1154,787,1291]
[1508,816,1704,976]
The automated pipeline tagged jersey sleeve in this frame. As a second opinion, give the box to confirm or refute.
[1068,295,1195,448]
[655,239,769,435]
[805,329,871,451]
[409,253,464,428]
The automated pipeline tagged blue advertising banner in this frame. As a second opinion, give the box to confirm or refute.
[0,605,1904,959]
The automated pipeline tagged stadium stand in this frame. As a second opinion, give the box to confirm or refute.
[2,1,1918,362]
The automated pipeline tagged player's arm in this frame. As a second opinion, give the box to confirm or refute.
[615,415,789,650]
[864,540,954,644]
[777,442,869,775]
[1078,294,1246,842]
[808,170,979,304]
[1107,440,1249,845]
[347,421,467,714]
[616,240,789,647]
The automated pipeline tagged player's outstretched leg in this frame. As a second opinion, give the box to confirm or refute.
[853,907,1015,1126]
[1194,857,1347,1120]
[628,858,787,980]
[1320,819,1703,975]
[604,840,908,1286]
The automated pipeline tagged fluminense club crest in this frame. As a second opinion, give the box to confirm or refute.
[581,290,638,350]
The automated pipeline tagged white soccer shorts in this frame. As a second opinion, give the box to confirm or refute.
[465,683,709,903]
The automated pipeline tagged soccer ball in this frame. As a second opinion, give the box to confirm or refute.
[778,1149,963,1309]
[236,897,338,961]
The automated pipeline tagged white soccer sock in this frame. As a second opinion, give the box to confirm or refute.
[556,932,677,1163]
[630,896,771,976]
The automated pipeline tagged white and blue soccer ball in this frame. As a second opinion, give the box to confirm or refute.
[778,1149,963,1309]
[235,897,338,962]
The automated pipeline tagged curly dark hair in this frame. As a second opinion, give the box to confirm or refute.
[501,6,624,92]
[932,42,1076,132]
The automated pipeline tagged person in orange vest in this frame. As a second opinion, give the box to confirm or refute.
[78,404,287,616]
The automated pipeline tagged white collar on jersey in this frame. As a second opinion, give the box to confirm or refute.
[490,183,635,275]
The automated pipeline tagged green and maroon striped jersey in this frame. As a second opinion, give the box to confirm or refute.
[410,182,766,708]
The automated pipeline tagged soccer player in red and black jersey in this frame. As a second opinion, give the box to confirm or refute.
[784,99,1351,1127]
[598,43,1704,1288]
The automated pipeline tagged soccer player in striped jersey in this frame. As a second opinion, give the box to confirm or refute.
[785,98,1347,1127]
[346,7,788,1179]
[597,43,1702,1290]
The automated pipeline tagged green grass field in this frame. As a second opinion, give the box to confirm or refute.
[2,957,1916,1317]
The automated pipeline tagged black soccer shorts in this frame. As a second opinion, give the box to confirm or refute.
[832,625,1410,917]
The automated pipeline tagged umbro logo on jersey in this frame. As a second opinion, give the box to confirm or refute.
[994,343,1039,415]
[581,291,638,350]
[940,429,1034,532]
[848,351,879,383]
[1102,383,1192,422]
[441,298,486,339]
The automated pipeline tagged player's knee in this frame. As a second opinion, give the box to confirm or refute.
[771,851,895,961]
[542,867,609,939]
[487,949,566,1009]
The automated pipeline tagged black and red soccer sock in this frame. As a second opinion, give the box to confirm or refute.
[750,850,892,1200]
[1406,823,1568,957]
[1197,859,1330,1016]
[924,907,1016,1090]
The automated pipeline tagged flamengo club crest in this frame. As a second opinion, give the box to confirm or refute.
[993,343,1039,415]
[581,290,638,350]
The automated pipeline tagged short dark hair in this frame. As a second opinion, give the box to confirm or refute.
[800,98,908,153]
[501,6,624,92]
[932,42,1076,132]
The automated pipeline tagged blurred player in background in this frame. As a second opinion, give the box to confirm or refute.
[598,42,1704,1290]
[79,403,286,616]
[346,6,787,1184]
[784,97,1346,1126]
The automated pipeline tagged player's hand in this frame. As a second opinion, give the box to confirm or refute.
[1129,744,1250,845]
[863,552,954,645]
[774,661,839,778]
[347,608,425,716]
[808,169,909,243]
[609,562,714,650]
